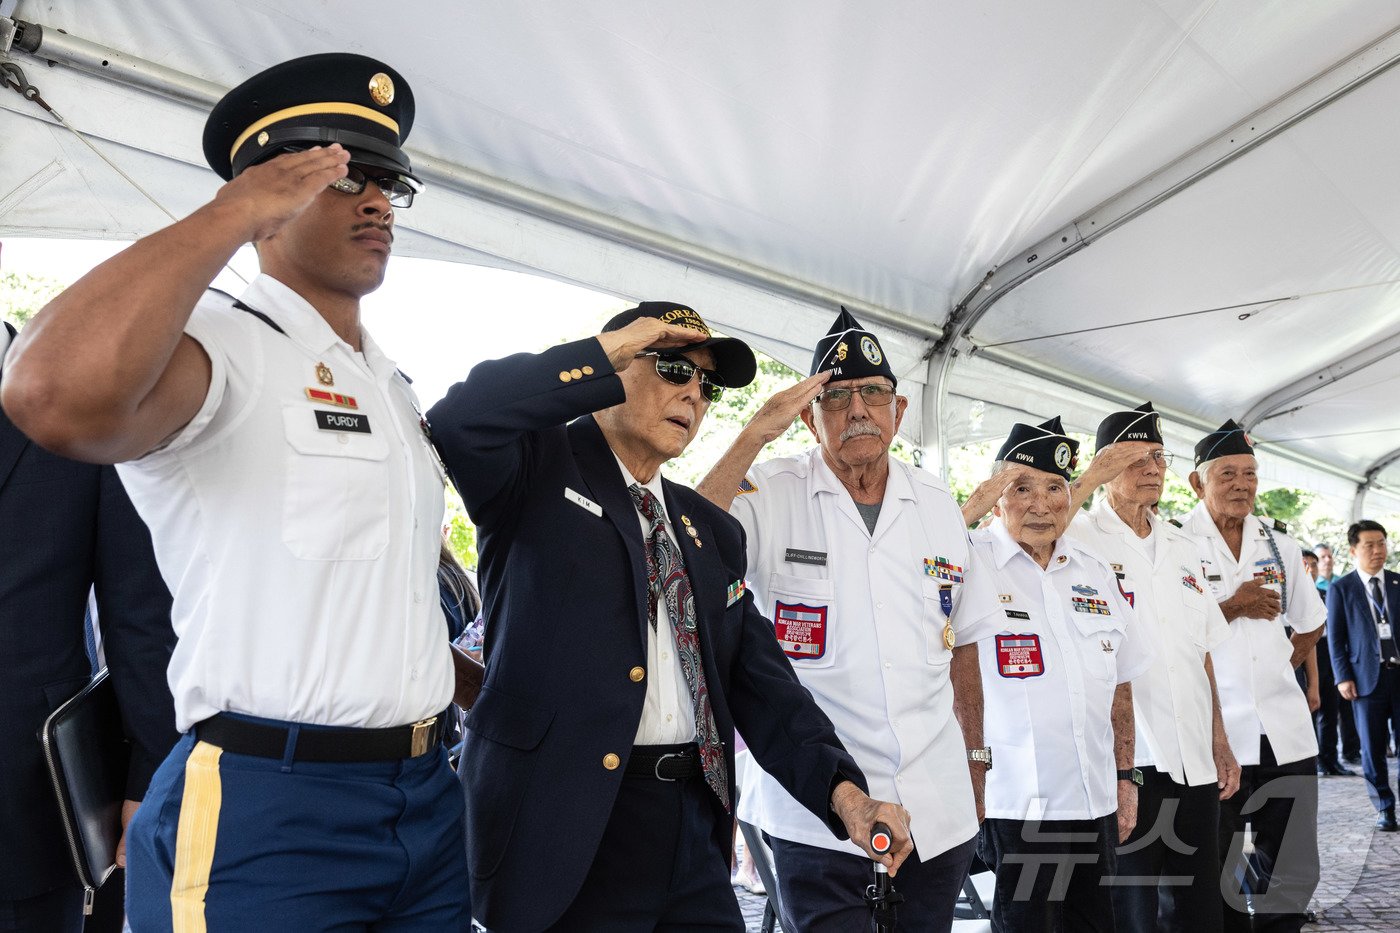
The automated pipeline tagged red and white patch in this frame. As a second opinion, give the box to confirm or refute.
[996,633,1045,678]
[774,601,828,660]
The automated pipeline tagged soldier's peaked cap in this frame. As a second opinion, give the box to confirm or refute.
[203,53,420,185]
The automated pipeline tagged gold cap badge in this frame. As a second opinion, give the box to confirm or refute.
[368,72,395,106]
[257,130,270,147]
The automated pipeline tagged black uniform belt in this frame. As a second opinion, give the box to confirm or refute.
[195,712,445,762]
[626,743,703,780]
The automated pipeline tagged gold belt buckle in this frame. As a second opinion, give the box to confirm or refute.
[410,716,438,756]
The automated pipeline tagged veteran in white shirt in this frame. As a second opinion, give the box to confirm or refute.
[963,417,1153,933]
[1181,419,1323,933]
[1067,402,1239,933]
[700,308,997,933]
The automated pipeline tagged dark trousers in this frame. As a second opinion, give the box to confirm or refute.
[767,833,976,933]
[1354,665,1400,811]
[545,772,743,931]
[127,727,469,933]
[0,884,83,933]
[1218,737,1319,933]
[1112,767,1222,933]
[976,815,1117,933]
[1314,639,1360,765]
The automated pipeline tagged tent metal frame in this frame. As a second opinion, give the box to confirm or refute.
[6,10,1400,511]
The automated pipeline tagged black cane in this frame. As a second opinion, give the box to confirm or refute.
[863,822,903,932]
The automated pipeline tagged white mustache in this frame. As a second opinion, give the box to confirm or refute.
[840,422,883,443]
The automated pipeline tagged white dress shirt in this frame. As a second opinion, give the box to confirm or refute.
[1070,501,1229,786]
[613,455,697,745]
[730,449,1002,857]
[1180,504,1324,766]
[968,520,1155,821]
[117,275,455,731]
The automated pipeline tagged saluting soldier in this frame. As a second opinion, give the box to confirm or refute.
[964,418,1154,933]
[1180,420,1323,933]
[2,55,475,930]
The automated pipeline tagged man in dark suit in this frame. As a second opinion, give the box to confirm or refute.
[0,321,178,931]
[429,303,911,932]
[1327,519,1400,831]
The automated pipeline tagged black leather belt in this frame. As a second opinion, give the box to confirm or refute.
[626,743,702,781]
[195,712,446,762]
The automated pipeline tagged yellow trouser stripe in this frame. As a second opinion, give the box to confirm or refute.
[170,741,223,933]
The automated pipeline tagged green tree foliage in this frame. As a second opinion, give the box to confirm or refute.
[1,270,64,327]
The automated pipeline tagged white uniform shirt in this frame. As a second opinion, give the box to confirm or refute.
[730,449,1002,857]
[969,520,1155,821]
[1180,503,1323,766]
[612,455,697,745]
[117,275,455,732]
[1070,502,1229,786]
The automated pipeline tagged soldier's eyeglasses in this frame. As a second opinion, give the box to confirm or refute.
[329,164,418,208]
[816,384,896,412]
[636,352,725,403]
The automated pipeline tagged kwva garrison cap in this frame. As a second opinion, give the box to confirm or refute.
[996,416,1080,481]
[603,302,757,388]
[1194,418,1255,468]
[810,307,897,388]
[1094,401,1164,451]
[203,53,421,186]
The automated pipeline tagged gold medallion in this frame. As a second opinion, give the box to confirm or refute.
[943,622,956,651]
[316,362,334,386]
[369,72,395,106]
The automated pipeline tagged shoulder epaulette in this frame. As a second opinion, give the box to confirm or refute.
[1273,518,1288,534]
[1168,518,1183,528]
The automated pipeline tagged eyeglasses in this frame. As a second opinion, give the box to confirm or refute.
[1133,450,1175,469]
[278,147,420,208]
[329,164,418,208]
[816,384,896,412]
[636,352,725,403]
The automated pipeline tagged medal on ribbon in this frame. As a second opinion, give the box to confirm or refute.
[939,583,955,649]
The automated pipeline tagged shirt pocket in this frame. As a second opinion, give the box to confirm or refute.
[921,579,956,665]
[281,405,391,560]
[768,572,836,669]
[1070,610,1125,683]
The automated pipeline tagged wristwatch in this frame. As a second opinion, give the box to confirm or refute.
[967,747,993,769]
[1117,768,1143,786]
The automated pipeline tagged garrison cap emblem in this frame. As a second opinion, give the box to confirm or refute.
[1054,442,1072,470]
[860,335,883,365]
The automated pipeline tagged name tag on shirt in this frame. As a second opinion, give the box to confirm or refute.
[1004,609,1031,620]
[314,410,371,434]
[785,548,827,566]
[564,487,603,517]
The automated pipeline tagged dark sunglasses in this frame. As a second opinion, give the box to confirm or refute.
[816,384,896,411]
[636,352,725,403]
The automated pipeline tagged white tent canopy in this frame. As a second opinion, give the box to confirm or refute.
[4,0,1400,513]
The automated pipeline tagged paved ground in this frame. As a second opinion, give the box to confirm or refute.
[735,769,1399,931]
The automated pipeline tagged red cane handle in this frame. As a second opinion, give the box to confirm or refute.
[871,822,893,855]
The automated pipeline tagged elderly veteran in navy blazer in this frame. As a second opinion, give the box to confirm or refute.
[429,302,910,932]
[1327,519,1400,831]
